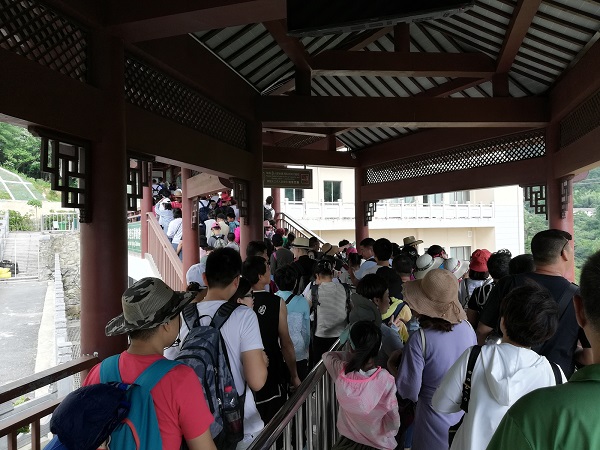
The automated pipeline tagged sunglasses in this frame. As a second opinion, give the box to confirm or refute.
[561,237,571,254]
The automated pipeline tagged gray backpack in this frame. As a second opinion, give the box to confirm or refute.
[176,302,244,449]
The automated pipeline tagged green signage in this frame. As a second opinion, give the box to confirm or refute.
[127,222,142,253]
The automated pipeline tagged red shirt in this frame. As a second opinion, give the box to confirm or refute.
[84,351,212,449]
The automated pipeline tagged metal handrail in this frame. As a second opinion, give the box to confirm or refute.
[275,212,326,244]
[248,340,341,450]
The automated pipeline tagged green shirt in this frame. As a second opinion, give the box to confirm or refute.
[487,364,600,450]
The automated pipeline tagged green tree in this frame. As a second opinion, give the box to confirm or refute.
[0,123,41,179]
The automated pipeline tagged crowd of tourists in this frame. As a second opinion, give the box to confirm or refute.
[57,200,600,450]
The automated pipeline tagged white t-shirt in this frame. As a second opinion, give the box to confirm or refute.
[204,219,216,238]
[166,301,265,436]
[353,258,377,280]
[166,218,183,244]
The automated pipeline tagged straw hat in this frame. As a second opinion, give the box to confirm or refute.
[321,243,340,256]
[402,269,467,324]
[443,257,469,279]
[403,236,423,247]
[414,254,445,280]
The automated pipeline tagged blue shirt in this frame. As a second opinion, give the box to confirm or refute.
[276,290,310,361]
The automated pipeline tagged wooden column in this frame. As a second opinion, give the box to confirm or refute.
[546,125,575,281]
[181,167,198,278]
[271,187,281,216]
[240,123,264,256]
[354,167,369,244]
[140,163,153,256]
[80,33,128,359]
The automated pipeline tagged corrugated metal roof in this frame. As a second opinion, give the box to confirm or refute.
[192,0,600,150]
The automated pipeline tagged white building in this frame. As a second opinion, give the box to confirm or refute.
[266,167,525,258]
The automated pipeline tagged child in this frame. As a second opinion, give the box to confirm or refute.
[323,321,400,450]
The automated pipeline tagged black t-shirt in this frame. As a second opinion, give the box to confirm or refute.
[467,281,495,314]
[252,291,286,401]
[479,272,589,378]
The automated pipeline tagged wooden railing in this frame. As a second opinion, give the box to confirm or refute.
[146,213,185,291]
[275,212,326,244]
[0,356,99,450]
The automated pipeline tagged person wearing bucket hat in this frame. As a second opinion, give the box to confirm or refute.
[459,249,492,307]
[321,243,340,257]
[394,269,476,450]
[443,257,469,280]
[403,235,423,250]
[414,254,445,280]
[82,278,216,450]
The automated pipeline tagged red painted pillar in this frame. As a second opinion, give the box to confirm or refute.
[240,122,265,256]
[181,168,199,280]
[546,125,575,281]
[354,167,369,244]
[140,163,152,256]
[80,33,128,359]
[271,188,281,217]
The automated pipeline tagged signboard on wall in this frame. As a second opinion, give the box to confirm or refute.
[263,168,313,189]
[127,222,141,253]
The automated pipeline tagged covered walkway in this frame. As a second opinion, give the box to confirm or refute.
[2,0,600,447]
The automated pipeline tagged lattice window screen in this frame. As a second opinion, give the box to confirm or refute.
[366,130,545,185]
[275,134,324,148]
[124,56,247,150]
[0,0,88,82]
[560,89,600,148]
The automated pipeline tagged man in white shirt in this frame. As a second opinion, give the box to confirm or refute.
[168,248,268,450]
[349,237,377,285]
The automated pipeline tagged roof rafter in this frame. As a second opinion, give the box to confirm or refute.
[106,0,285,42]
[497,0,544,73]
[310,51,496,78]
[257,96,549,128]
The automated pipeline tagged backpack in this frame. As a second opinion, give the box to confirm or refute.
[199,201,211,223]
[46,355,178,450]
[175,302,245,450]
[471,281,495,310]
[263,205,273,221]
[213,235,227,249]
[310,281,352,330]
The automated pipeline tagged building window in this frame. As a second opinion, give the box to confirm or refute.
[450,246,472,261]
[284,188,303,201]
[424,193,443,204]
[450,191,470,203]
[324,181,341,202]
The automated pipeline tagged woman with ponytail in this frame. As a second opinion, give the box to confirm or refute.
[323,321,400,450]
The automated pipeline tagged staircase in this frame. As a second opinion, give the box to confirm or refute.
[275,212,326,244]
[1,231,40,279]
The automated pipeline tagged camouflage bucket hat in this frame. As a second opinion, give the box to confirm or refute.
[105,277,196,336]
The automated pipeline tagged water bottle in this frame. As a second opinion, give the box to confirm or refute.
[222,386,243,434]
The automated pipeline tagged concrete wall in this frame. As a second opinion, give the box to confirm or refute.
[39,232,80,318]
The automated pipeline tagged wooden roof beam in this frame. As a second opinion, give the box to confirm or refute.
[357,128,539,167]
[268,27,393,96]
[496,0,543,73]
[106,0,286,42]
[263,146,358,168]
[311,51,496,78]
[551,39,600,123]
[361,157,547,202]
[257,96,549,128]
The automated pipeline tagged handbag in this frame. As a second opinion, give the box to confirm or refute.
[448,345,481,447]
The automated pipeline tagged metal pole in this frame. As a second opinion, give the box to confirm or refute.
[295,404,303,450]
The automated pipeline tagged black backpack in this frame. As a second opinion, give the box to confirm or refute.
[263,206,273,221]
[199,201,211,223]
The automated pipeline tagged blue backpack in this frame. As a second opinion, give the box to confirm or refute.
[46,355,179,450]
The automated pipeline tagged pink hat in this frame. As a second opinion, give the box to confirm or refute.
[221,192,232,202]
[470,249,492,272]
[211,223,221,229]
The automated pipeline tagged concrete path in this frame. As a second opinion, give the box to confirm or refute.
[0,280,48,386]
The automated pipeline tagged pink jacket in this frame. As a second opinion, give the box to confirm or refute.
[323,352,400,450]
